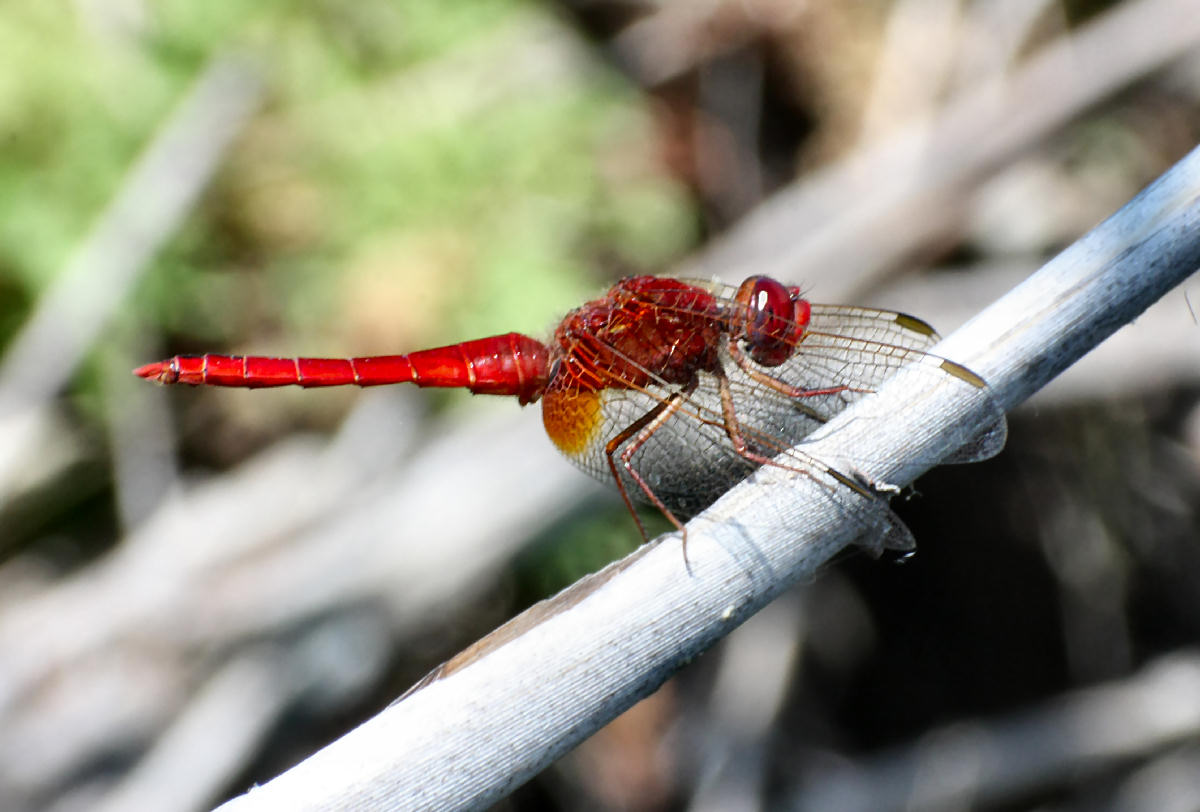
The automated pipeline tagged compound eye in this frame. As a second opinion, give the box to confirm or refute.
[734,276,797,367]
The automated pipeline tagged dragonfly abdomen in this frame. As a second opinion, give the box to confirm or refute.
[135,333,551,404]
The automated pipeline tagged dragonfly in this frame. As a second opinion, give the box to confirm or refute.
[136,274,1006,553]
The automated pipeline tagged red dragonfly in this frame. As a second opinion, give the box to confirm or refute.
[136,274,1005,551]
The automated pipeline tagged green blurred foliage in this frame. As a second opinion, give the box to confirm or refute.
[1,0,697,385]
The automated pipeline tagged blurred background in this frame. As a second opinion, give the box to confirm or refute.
[2,0,1200,810]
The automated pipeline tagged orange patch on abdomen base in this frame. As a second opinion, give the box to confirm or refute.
[542,388,603,458]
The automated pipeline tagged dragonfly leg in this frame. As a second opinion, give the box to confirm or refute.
[715,365,790,468]
[605,383,695,558]
[727,339,869,399]
[713,365,913,554]
[714,363,871,491]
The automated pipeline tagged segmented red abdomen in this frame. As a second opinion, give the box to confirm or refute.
[401,333,550,404]
[136,333,551,405]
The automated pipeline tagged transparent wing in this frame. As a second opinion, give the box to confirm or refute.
[723,302,1006,463]
[557,283,1005,554]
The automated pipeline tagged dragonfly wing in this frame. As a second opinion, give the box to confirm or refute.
[669,370,920,555]
[847,494,917,555]
[923,357,1008,463]
[798,306,1008,464]
[808,304,942,351]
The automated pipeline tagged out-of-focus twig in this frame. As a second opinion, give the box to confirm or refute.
[686,591,805,812]
[678,0,1200,298]
[792,651,1200,811]
[0,54,262,411]
[92,649,291,812]
[857,0,963,143]
[0,54,263,509]
[1111,743,1200,812]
